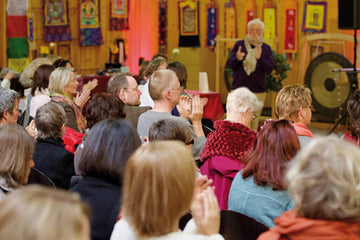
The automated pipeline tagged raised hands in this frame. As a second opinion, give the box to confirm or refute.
[236,46,246,61]
[74,89,90,110]
[189,95,204,123]
[254,44,262,59]
[82,79,98,92]
[177,95,192,120]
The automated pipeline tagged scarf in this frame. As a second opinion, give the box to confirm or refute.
[243,35,263,76]
[200,120,256,162]
[51,94,87,132]
[293,123,314,138]
[258,210,360,240]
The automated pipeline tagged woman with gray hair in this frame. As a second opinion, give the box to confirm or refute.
[33,102,75,189]
[200,87,262,210]
[258,137,360,239]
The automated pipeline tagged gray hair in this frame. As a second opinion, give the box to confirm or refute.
[287,136,360,220]
[226,87,262,114]
[247,18,265,33]
[35,102,66,140]
[107,72,132,96]
[0,88,19,121]
[48,67,73,94]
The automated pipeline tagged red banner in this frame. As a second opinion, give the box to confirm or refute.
[7,16,27,37]
[284,9,297,52]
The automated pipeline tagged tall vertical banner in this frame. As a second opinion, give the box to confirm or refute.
[244,0,256,35]
[263,8,276,49]
[159,0,167,54]
[224,0,236,49]
[284,0,298,56]
[43,0,72,41]
[110,0,129,30]
[207,7,217,48]
[79,0,103,46]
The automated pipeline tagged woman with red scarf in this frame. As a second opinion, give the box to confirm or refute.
[259,137,360,240]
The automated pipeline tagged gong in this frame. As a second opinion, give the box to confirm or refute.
[305,52,358,117]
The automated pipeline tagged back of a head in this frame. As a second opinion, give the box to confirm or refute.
[31,64,55,96]
[0,185,90,240]
[276,84,312,119]
[287,137,360,221]
[149,69,177,101]
[53,58,73,68]
[243,119,300,190]
[35,102,66,140]
[167,61,188,88]
[226,87,263,114]
[78,119,141,185]
[20,58,53,88]
[148,118,191,144]
[122,141,196,238]
[144,58,168,79]
[48,67,72,94]
[0,124,34,187]
[86,93,126,129]
[347,90,360,140]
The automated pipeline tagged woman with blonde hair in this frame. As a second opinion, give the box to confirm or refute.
[111,141,223,240]
[259,137,360,239]
[0,185,90,240]
[0,124,34,200]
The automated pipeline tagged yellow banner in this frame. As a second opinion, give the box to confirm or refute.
[8,58,30,73]
[263,8,276,49]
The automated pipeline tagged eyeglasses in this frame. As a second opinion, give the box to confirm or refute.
[185,139,194,145]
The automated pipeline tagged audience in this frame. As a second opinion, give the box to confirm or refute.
[70,119,141,240]
[107,73,151,129]
[48,67,87,132]
[0,185,90,240]
[0,124,34,200]
[276,84,314,147]
[200,87,261,210]
[111,141,223,240]
[0,88,21,125]
[137,69,206,161]
[259,137,360,239]
[33,102,75,189]
[228,119,300,227]
[344,90,360,146]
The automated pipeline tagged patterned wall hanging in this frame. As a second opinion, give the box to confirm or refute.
[178,0,200,47]
[224,0,236,49]
[6,0,30,73]
[244,0,256,35]
[263,1,276,50]
[159,0,167,54]
[110,0,129,30]
[284,0,298,58]
[206,0,217,49]
[79,0,103,46]
[302,1,327,33]
[43,0,72,42]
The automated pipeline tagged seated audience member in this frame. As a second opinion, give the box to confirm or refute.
[20,57,54,88]
[0,70,15,89]
[152,53,168,61]
[29,64,55,119]
[139,58,168,108]
[48,67,87,132]
[0,185,90,240]
[228,119,300,227]
[137,69,206,161]
[138,60,150,84]
[259,137,360,239]
[276,84,313,147]
[200,87,261,210]
[33,102,75,189]
[53,58,73,68]
[111,141,223,240]
[0,88,21,125]
[0,124,34,201]
[344,90,360,146]
[107,73,150,129]
[70,119,141,240]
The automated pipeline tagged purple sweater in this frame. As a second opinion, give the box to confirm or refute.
[226,40,274,92]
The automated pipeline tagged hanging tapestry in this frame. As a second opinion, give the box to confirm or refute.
[159,0,167,54]
[302,1,327,33]
[244,0,256,34]
[207,7,217,48]
[6,0,28,15]
[263,8,276,49]
[7,16,27,38]
[43,0,72,42]
[179,0,200,47]
[224,0,236,49]
[79,0,103,46]
[110,0,129,30]
[284,0,298,55]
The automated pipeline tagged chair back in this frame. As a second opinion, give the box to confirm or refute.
[220,210,268,240]
[27,168,56,188]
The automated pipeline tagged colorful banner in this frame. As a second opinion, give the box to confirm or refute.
[207,7,217,47]
[302,1,327,33]
[6,0,29,15]
[263,8,276,49]
[284,0,298,58]
[224,0,236,49]
[179,0,200,47]
[244,0,256,34]
[8,58,30,73]
[158,0,167,53]
[110,0,129,30]
[44,0,68,26]
[79,0,103,46]
[7,16,27,38]
[7,38,29,58]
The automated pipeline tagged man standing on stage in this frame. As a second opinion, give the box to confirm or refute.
[226,18,274,130]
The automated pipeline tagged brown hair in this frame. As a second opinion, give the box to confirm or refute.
[35,102,66,140]
[148,118,191,144]
[31,64,55,96]
[0,124,34,187]
[168,61,188,88]
[107,72,132,96]
[122,141,196,237]
[144,58,168,78]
